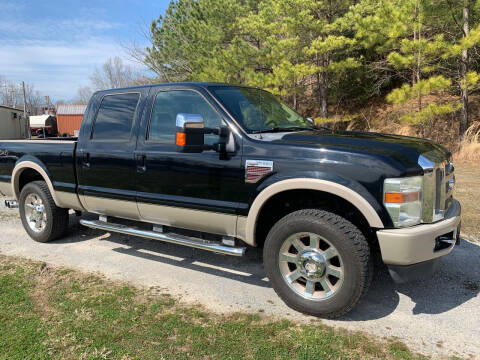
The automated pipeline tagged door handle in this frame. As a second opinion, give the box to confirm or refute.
[83,153,90,168]
[136,154,146,173]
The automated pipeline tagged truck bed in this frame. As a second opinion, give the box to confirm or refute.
[0,139,78,201]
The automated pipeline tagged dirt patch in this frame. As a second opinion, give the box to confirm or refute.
[31,262,59,320]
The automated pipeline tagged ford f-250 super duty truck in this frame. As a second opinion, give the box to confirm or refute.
[0,83,461,318]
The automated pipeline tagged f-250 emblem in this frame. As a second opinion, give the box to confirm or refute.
[0,150,8,156]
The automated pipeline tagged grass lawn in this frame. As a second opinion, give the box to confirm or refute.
[454,163,480,241]
[0,255,427,360]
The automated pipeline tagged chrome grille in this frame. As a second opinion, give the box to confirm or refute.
[420,156,454,223]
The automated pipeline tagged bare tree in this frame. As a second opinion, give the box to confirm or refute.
[1,75,43,115]
[24,84,43,115]
[75,86,93,104]
[90,57,145,90]
[0,75,19,107]
[123,23,169,81]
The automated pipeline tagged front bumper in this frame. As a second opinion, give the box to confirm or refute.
[377,199,461,267]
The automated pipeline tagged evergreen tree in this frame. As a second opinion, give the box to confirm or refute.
[142,0,480,140]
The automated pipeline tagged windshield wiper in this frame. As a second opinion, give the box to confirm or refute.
[251,126,315,134]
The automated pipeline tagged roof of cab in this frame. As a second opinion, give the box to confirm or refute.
[93,82,237,96]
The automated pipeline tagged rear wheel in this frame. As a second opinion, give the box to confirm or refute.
[19,181,69,242]
[263,209,372,318]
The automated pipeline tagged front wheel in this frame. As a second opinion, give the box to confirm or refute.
[263,209,372,318]
[19,181,69,243]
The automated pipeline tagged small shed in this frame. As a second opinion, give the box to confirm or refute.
[56,104,87,136]
[0,105,27,140]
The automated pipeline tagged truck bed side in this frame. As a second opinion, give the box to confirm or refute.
[0,139,82,210]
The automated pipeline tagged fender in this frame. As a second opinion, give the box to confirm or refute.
[12,158,59,204]
[241,175,385,246]
[11,157,84,210]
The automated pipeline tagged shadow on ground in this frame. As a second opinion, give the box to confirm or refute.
[57,213,480,320]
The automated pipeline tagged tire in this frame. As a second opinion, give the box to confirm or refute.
[19,181,69,243]
[263,209,372,318]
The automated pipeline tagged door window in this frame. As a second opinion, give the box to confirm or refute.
[148,90,222,144]
[92,93,140,140]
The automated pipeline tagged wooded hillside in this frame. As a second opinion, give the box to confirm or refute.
[138,0,480,155]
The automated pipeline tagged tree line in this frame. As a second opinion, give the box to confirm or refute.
[0,75,44,115]
[75,57,150,104]
[137,0,480,139]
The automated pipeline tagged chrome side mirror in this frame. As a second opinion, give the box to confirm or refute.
[176,113,205,129]
[176,113,205,153]
[175,113,233,154]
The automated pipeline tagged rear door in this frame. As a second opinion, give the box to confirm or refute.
[77,90,146,220]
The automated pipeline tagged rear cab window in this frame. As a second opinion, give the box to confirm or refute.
[91,93,140,140]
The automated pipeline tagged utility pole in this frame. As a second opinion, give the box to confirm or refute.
[22,81,30,139]
[10,87,15,108]
[44,95,50,114]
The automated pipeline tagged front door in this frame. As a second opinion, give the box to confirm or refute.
[77,91,144,220]
[135,86,245,237]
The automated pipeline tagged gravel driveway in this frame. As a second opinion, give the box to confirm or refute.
[0,201,479,359]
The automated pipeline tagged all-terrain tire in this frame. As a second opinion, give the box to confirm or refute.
[19,181,69,242]
[263,209,372,318]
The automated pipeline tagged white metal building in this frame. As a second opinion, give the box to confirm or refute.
[0,105,27,140]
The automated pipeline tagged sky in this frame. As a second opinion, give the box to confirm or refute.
[0,0,170,101]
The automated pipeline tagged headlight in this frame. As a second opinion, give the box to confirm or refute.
[383,176,423,227]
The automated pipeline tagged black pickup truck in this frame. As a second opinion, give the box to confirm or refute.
[0,83,461,318]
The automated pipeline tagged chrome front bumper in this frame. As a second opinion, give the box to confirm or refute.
[376,199,461,266]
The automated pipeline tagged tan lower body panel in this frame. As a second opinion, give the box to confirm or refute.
[1,178,83,210]
[377,200,461,266]
[81,195,243,239]
[138,202,239,238]
[56,191,84,211]
[83,195,141,221]
[236,216,248,243]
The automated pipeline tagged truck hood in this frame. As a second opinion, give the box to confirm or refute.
[263,129,450,168]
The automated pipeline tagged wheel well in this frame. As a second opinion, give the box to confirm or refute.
[18,168,44,194]
[254,189,376,249]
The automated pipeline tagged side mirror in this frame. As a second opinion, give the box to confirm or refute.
[176,113,206,153]
[175,113,232,153]
[306,117,314,124]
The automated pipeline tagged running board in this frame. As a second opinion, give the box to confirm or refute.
[79,219,246,256]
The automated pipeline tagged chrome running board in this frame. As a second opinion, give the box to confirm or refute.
[79,219,246,256]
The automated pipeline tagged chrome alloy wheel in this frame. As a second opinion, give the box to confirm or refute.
[278,232,344,300]
[24,193,47,233]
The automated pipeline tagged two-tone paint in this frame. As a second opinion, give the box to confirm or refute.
[0,82,451,248]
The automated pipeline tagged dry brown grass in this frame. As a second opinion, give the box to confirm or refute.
[337,93,480,154]
[454,163,480,241]
[454,122,480,161]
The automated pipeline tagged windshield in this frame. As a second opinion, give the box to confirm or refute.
[208,86,313,133]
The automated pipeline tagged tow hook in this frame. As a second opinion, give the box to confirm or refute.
[4,200,19,209]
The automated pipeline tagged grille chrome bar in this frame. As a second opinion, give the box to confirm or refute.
[419,156,454,223]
